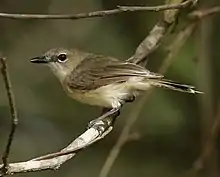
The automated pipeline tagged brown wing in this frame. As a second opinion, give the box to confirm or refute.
[65,54,163,90]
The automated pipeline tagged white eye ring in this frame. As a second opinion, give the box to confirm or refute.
[57,53,67,62]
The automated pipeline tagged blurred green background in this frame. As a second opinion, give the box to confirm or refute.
[0,0,220,177]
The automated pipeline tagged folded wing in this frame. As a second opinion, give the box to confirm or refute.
[65,54,163,90]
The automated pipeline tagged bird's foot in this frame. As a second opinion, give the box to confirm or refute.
[87,108,120,129]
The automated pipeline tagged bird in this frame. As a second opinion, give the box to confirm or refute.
[30,48,202,126]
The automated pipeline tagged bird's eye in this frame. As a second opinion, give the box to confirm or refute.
[57,53,67,62]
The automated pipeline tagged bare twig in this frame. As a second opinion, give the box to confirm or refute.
[99,23,196,177]
[193,103,220,171]
[192,14,217,174]
[128,3,220,65]
[118,0,194,12]
[0,115,114,175]
[127,21,169,65]
[31,117,114,161]
[128,0,197,65]
[0,57,18,173]
[189,6,220,19]
[159,23,196,73]
[0,0,195,20]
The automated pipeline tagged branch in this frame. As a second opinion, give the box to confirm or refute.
[189,6,220,19]
[0,0,195,20]
[129,3,220,65]
[193,103,220,171]
[191,12,218,173]
[127,21,168,65]
[128,0,197,65]
[0,115,114,175]
[0,56,18,173]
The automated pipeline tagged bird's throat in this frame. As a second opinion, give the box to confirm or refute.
[48,62,69,81]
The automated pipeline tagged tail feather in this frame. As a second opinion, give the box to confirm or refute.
[150,79,203,94]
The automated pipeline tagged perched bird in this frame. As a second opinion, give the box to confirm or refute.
[31,48,202,126]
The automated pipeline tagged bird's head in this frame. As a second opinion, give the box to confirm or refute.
[30,48,87,81]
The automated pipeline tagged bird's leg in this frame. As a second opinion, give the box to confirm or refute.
[102,107,120,125]
[88,106,121,129]
[101,108,121,117]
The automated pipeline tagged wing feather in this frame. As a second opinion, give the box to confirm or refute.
[65,54,163,90]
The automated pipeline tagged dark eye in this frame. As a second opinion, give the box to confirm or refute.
[57,53,67,62]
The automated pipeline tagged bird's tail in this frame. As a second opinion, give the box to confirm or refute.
[149,79,203,94]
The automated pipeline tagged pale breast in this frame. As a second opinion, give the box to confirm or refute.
[63,76,152,108]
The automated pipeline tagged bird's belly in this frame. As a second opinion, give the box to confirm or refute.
[65,83,131,108]
[65,78,152,108]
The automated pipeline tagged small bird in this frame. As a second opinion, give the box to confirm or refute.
[31,48,202,126]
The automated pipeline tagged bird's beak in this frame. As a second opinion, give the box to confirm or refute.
[30,56,48,64]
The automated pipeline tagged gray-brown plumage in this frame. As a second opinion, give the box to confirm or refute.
[31,48,202,110]
[66,54,163,90]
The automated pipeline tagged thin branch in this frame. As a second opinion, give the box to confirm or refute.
[159,23,196,73]
[192,13,217,174]
[127,21,168,65]
[128,0,197,65]
[118,0,194,12]
[0,0,195,20]
[189,6,220,19]
[193,102,220,171]
[0,57,18,173]
[128,3,220,65]
[0,115,114,175]
[99,23,196,177]
[31,119,114,161]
